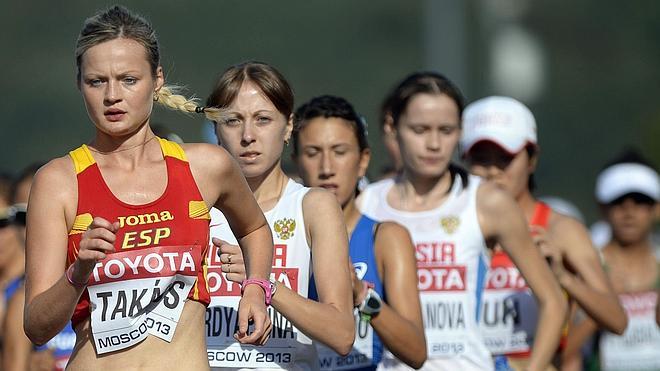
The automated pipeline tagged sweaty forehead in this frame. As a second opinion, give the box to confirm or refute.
[229,82,278,113]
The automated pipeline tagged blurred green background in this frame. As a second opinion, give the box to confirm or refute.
[1,0,659,223]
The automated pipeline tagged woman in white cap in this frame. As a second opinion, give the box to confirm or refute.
[357,72,567,371]
[460,96,627,370]
[563,150,659,371]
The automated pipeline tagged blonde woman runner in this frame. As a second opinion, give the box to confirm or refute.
[23,7,273,370]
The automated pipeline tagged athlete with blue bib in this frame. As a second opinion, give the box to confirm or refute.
[293,95,426,370]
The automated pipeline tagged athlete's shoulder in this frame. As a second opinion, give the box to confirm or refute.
[180,142,230,164]
[30,155,77,207]
[476,179,514,211]
[548,209,593,252]
[302,187,340,208]
[181,143,237,177]
[374,220,413,246]
[548,209,587,232]
[34,156,76,189]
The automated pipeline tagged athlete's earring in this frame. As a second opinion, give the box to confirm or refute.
[153,92,159,102]
[284,139,290,146]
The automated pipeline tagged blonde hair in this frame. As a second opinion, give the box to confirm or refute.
[155,85,229,122]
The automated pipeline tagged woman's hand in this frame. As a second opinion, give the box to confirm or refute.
[213,237,246,283]
[71,217,119,285]
[530,225,569,281]
[235,284,272,346]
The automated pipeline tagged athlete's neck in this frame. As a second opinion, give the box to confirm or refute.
[247,163,289,213]
[516,189,538,222]
[607,238,654,257]
[393,168,453,211]
[89,125,158,166]
[342,196,362,237]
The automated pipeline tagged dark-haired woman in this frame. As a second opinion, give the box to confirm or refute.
[292,95,426,370]
[357,73,567,370]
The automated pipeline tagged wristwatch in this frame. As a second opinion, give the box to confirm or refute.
[241,278,277,306]
[357,284,383,321]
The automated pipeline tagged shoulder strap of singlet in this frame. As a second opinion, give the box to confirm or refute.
[158,137,187,161]
[69,145,96,175]
[69,138,187,173]
[530,201,551,228]
[372,221,383,240]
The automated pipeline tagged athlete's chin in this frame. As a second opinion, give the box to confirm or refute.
[614,229,645,244]
[412,165,449,179]
[240,163,269,179]
[94,120,139,137]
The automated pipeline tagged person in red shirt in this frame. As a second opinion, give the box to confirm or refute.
[23,6,273,370]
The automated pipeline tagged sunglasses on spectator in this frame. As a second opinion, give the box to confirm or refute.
[0,203,27,229]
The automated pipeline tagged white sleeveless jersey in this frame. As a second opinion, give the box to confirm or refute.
[359,176,493,371]
[599,290,660,371]
[206,180,318,371]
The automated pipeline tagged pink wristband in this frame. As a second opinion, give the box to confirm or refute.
[65,264,87,288]
[241,278,275,306]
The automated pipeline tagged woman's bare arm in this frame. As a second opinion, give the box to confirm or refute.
[477,182,567,370]
[549,216,627,335]
[23,158,96,345]
[270,189,355,356]
[187,143,273,344]
[370,222,426,369]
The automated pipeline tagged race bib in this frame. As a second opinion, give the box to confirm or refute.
[86,245,199,354]
[480,290,535,354]
[316,308,374,370]
[480,256,536,355]
[418,263,469,357]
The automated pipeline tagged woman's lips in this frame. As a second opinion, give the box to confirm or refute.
[240,151,260,160]
[104,109,126,122]
[319,183,339,191]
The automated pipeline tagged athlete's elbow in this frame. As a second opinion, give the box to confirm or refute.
[398,337,427,369]
[24,320,49,346]
[409,359,426,370]
[24,308,54,346]
[333,322,356,357]
[407,351,427,369]
[335,341,354,358]
[609,311,628,335]
[411,341,428,369]
[336,333,356,357]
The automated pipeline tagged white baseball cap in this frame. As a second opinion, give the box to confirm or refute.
[461,96,537,155]
[595,163,660,204]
